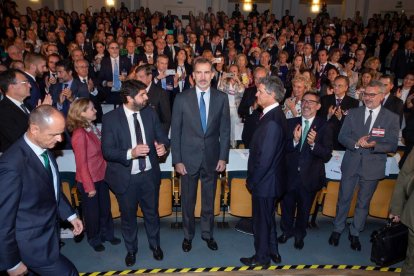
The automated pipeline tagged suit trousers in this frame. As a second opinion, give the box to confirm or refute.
[333,173,378,236]
[181,163,217,240]
[77,180,115,247]
[402,228,414,276]
[252,195,278,263]
[280,177,317,239]
[115,170,160,253]
[28,253,78,276]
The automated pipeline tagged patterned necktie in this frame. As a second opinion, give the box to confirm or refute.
[132,113,146,171]
[113,59,121,91]
[301,119,310,148]
[364,110,373,135]
[20,103,29,115]
[336,98,342,107]
[199,92,207,133]
[41,151,53,184]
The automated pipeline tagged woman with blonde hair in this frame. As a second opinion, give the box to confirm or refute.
[67,98,120,252]
[236,53,253,88]
[364,56,382,80]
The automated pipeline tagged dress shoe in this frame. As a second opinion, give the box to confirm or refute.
[240,256,270,267]
[93,244,105,252]
[328,231,341,246]
[202,237,218,250]
[108,237,121,245]
[294,238,304,250]
[348,234,361,251]
[277,234,292,244]
[182,239,192,252]
[270,253,282,264]
[125,252,136,267]
[150,246,164,261]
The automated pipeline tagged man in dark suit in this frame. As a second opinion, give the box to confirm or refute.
[135,64,171,135]
[240,76,286,266]
[0,69,31,152]
[171,57,230,253]
[101,80,169,267]
[0,105,83,275]
[23,53,48,110]
[73,59,103,123]
[98,41,131,105]
[328,80,399,251]
[391,40,414,85]
[153,54,178,108]
[204,35,221,56]
[315,49,335,92]
[279,92,333,250]
[188,32,204,57]
[137,40,156,65]
[319,76,359,150]
[380,75,404,126]
[122,40,140,67]
[49,60,76,117]
[75,32,94,62]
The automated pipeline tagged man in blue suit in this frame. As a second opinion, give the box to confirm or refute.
[23,53,48,110]
[278,92,333,250]
[240,76,286,267]
[102,80,169,267]
[0,105,83,276]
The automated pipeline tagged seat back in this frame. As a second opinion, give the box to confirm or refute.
[229,178,252,217]
[322,181,358,218]
[138,178,173,217]
[369,178,396,218]
[194,180,221,217]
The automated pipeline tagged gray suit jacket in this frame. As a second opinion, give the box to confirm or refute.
[171,87,230,174]
[339,106,399,180]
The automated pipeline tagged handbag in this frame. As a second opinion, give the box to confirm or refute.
[370,219,408,266]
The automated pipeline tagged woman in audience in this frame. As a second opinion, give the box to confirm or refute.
[286,54,305,95]
[283,75,309,119]
[275,50,290,85]
[328,48,344,73]
[218,64,245,148]
[342,57,359,95]
[354,69,374,101]
[174,49,192,92]
[67,98,120,252]
[364,56,382,80]
[300,69,318,93]
[93,41,107,73]
[236,53,253,88]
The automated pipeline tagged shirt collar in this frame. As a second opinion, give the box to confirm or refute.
[24,133,46,156]
[263,102,279,115]
[24,71,36,81]
[123,104,139,117]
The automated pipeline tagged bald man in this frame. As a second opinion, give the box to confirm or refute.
[0,105,83,276]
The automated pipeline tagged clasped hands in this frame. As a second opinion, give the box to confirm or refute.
[356,135,376,148]
[328,105,344,120]
[131,141,166,159]
[293,124,317,146]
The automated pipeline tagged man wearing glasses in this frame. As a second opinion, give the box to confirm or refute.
[328,80,399,251]
[279,92,333,250]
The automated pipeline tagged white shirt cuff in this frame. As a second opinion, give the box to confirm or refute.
[8,261,22,272]
[67,214,77,222]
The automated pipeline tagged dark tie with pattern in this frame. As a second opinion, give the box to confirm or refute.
[364,110,373,135]
[199,92,207,133]
[41,150,53,184]
[132,113,146,171]
[20,103,29,115]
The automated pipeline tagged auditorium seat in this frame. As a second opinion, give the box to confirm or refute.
[229,178,252,217]
[194,179,221,217]
[369,178,396,218]
[321,181,358,217]
[137,178,173,217]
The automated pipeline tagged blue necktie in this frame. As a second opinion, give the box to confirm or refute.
[113,59,121,91]
[161,78,167,90]
[200,92,207,133]
[301,119,310,149]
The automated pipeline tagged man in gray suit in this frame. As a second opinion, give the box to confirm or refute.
[328,80,399,251]
[171,57,230,252]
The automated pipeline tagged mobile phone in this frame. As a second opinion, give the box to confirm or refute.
[212,57,222,64]
[165,69,176,76]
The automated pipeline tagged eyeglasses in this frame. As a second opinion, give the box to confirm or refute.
[302,99,319,105]
[14,80,29,85]
[362,92,381,98]
[109,46,119,49]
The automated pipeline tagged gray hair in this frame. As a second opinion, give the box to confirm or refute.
[367,80,386,94]
[258,76,285,103]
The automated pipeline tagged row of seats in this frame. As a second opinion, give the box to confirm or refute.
[61,173,397,221]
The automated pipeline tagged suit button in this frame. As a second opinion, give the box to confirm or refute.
[297,167,300,172]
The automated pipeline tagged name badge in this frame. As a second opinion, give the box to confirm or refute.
[371,128,385,137]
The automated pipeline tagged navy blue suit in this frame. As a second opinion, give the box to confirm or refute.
[247,105,286,263]
[280,116,333,239]
[0,137,77,275]
[101,105,169,253]
[23,73,43,110]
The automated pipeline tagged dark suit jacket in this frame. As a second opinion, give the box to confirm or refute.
[238,86,257,121]
[147,82,171,135]
[102,105,169,194]
[171,88,230,174]
[247,106,286,198]
[383,94,404,126]
[49,82,75,117]
[391,49,414,79]
[0,97,29,152]
[285,116,333,192]
[23,73,43,110]
[98,56,132,87]
[0,138,74,270]
[339,106,399,180]
[121,52,140,67]
[319,94,359,150]
[72,77,103,124]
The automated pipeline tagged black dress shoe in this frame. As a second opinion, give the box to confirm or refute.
[270,253,282,264]
[125,252,136,267]
[348,234,361,251]
[277,234,292,244]
[294,238,304,250]
[93,244,105,252]
[150,246,164,261]
[108,237,121,245]
[240,256,270,267]
[182,239,192,252]
[328,231,341,246]
[202,237,218,250]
